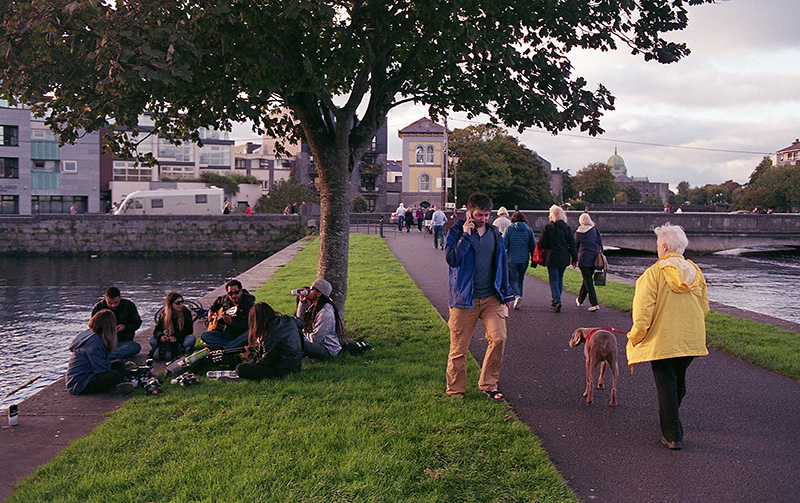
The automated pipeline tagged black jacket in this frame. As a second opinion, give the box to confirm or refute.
[91,298,142,342]
[153,308,194,345]
[209,290,255,336]
[539,220,578,268]
[248,315,305,376]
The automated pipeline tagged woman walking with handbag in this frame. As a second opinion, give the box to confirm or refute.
[538,205,577,312]
[574,213,603,312]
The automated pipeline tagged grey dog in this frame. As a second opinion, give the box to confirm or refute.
[569,327,619,406]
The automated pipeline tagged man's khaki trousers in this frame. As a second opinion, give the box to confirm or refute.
[446,295,507,397]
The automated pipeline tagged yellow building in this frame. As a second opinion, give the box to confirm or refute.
[398,117,450,208]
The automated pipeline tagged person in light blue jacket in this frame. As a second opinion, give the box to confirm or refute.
[502,212,537,310]
[66,310,128,395]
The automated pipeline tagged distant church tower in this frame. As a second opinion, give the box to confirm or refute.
[607,148,628,181]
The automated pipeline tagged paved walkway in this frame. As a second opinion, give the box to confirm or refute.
[0,239,310,503]
[385,228,800,503]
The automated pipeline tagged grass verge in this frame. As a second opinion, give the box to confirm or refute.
[10,235,576,503]
[527,266,800,381]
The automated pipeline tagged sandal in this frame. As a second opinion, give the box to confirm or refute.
[482,389,505,401]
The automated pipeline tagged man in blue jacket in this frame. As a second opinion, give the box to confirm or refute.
[445,193,514,400]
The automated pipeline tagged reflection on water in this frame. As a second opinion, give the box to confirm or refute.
[0,254,264,411]
[606,247,800,325]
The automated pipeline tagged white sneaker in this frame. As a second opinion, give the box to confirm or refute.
[588,305,600,312]
[513,297,521,310]
[575,298,581,307]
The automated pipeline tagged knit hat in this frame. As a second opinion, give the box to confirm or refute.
[311,279,333,298]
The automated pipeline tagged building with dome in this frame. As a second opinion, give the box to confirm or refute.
[608,149,669,204]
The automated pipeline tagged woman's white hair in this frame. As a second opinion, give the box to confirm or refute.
[549,205,567,223]
[654,223,689,254]
[578,213,594,226]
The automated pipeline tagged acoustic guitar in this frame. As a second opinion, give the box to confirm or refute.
[207,305,238,332]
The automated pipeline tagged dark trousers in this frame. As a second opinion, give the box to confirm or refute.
[236,362,294,380]
[81,360,126,394]
[433,226,445,248]
[578,266,599,306]
[651,356,694,443]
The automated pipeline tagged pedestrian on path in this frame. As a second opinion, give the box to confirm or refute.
[444,193,515,401]
[574,212,603,312]
[395,202,406,231]
[538,205,577,312]
[627,223,709,450]
[432,205,447,249]
[502,211,537,310]
[493,206,512,234]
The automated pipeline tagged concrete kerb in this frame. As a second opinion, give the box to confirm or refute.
[0,237,311,503]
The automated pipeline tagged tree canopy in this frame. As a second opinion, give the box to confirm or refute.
[735,157,800,212]
[572,162,618,204]
[0,0,714,312]
[449,124,551,209]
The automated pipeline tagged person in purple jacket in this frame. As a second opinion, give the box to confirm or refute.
[66,310,131,395]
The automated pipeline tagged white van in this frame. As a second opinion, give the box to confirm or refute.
[114,188,225,215]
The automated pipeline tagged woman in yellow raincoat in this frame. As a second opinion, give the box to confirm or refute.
[627,223,709,450]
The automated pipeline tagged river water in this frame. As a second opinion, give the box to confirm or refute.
[606,246,800,324]
[3,246,799,413]
[0,254,264,411]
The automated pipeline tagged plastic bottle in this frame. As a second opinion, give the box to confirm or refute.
[8,404,18,426]
[184,348,210,365]
[206,370,238,379]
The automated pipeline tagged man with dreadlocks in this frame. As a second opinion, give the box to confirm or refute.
[295,279,343,359]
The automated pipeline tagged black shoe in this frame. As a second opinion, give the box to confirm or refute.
[661,437,684,450]
[553,302,562,313]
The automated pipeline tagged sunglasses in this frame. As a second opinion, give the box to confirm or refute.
[173,300,184,305]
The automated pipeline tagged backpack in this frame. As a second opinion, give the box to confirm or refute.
[149,341,182,361]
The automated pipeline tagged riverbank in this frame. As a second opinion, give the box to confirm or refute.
[3,234,800,502]
[0,238,311,502]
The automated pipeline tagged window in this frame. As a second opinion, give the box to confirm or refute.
[416,145,425,164]
[199,145,231,167]
[113,161,152,181]
[0,195,19,214]
[426,145,435,164]
[0,125,19,146]
[32,196,87,214]
[31,129,56,141]
[62,160,77,173]
[33,160,58,172]
[419,173,431,192]
[195,194,208,204]
[151,199,164,208]
[158,138,194,162]
[160,165,195,179]
[235,158,247,169]
[1,158,19,178]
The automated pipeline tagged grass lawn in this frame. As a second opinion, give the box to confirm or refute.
[527,266,800,381]
[10,235,577,503]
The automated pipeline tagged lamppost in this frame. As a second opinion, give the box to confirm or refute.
[452,152,460,210]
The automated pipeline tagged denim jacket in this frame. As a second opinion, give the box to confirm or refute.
[445,219,515,308]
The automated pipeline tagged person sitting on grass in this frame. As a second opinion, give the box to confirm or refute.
[295,279,343,360]
[235,302,304,380]
[66,310,132,395]
[149,291,196,359]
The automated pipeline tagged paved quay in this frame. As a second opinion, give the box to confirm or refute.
[0,238,310,503]
[384,227,800,503]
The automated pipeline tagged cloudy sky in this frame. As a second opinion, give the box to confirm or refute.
[383,0,800,190]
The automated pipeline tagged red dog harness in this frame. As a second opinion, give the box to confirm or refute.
[585,327,627,349]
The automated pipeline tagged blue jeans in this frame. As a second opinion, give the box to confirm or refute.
[398,218,404,231]
[508,262,528,298]
[547,266,567,306]
[433,225,444,248]
[109,340,141,360]
[201,330,249,350]
[149,335,197,353]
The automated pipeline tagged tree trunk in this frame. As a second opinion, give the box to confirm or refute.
[315,145,351,321]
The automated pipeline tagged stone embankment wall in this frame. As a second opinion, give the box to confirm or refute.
[0,214,303,255]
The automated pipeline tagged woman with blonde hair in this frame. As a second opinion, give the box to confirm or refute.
[574,212,603,312]
[149,291,196,358]
[538,205,577,312]
[66,310,130,394]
